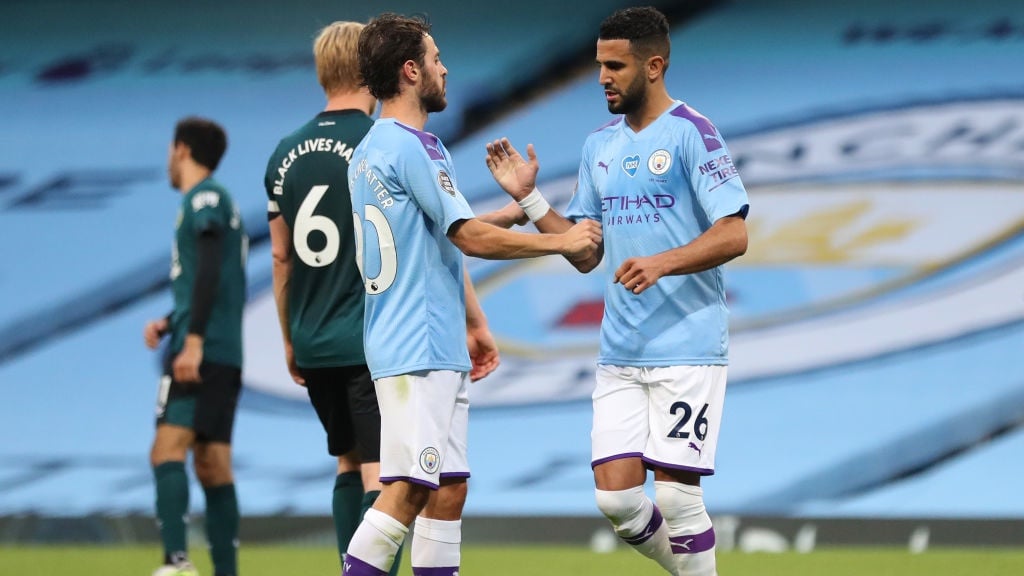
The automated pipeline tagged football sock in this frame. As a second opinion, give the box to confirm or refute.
[334,472,364,561]
[411,516,461,575]
[344,508,408,575]
[595,486,676,573]
[361,490,404,576]
[203,483,239,576]
[154,461,190,564]
[655,481,717,576]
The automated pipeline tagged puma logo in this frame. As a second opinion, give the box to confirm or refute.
[688,441,703,457]
[597,160,610,174]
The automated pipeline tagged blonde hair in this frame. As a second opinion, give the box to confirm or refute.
[314,21,364,94]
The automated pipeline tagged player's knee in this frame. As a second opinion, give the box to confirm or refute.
[654,481,706,519]
[192,446,232,487]
[336,451,361,475]
[423,479,467,520]
[594,486,649,534]
[149,440,187,467]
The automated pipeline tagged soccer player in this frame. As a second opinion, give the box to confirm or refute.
[485,7,749,576]
[341,13,602,576]
[266,20,391,575]
[143,117,247,576]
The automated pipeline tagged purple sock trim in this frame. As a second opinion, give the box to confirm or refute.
[412,567,460,576]
[670,527,716,554]
[343,554,388,575]
[622,505,664,546]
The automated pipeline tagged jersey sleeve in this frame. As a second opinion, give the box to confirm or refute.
[564,136,603,222]
[264,142,284,217]
[398,136,475,233]
[190,189,228,234]
[681,122,749,223]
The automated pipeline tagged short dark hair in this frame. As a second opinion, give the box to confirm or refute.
[358,13,431,101]
[599,6,671,65]
[173,117,227,171]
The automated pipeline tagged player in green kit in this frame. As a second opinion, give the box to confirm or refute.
[143,117,247,576]
[263,21,405,576]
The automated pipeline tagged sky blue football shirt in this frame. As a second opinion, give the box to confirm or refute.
[349,118,475,379]
[565,101,750,366]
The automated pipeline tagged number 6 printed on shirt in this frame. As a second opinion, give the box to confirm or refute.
[294,185,339,268]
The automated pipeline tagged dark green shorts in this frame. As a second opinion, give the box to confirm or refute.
[156,358,242,443]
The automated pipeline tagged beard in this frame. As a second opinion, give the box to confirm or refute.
[168,165,180,190]
[606,72,647,115]
[421,78,447,113]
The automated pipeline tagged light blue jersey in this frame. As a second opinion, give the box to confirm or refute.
[348,118,475,380]
[566,101,749,366]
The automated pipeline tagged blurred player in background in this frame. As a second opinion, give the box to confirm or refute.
[143,117,247,576]
[341,13,602,576]
[263,21,403,576]
[485,6,748,575]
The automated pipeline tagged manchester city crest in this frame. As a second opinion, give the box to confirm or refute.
[419,446,441,474]
[648,149,672,175]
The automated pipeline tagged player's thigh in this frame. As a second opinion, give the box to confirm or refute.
[156,355,200,433]
[192,361,242,445]
[376,370,468,489]
[645,365,727,475]
[302,366,359,458]
[591,364,651,465]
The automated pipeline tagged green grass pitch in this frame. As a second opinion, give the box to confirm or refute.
[1,545,1022,575]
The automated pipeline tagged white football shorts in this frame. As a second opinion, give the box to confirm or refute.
[375,370,470,489]
[591,364,727,475]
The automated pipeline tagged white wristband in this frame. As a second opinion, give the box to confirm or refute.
[517,187,551,222]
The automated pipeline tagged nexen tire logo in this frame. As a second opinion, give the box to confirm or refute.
[242,98,1024,409]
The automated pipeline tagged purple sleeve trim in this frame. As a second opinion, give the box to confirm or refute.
[396,123,446,161]
[641,456,715,476]
[590,452,644,469]
[670,103,723,152]
[592,116,623,133]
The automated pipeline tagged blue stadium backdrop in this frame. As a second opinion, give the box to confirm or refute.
[1,0,1022,522]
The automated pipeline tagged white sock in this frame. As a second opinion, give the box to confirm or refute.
[411,516,461,575]
[655,481,717,576]
[343,508,408,575]
[595,486,676,573]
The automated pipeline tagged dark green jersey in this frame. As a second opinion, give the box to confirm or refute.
[170,177,248,367]
[264,109,372,368]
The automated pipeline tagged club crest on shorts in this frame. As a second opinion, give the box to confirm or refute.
[648,149,672,175]
[419,447,441,474]
[437,170,456,195]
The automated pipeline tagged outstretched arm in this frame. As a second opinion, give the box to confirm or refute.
[475,200,528,229]
[485,137,603,272]
[448,217,601,262]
